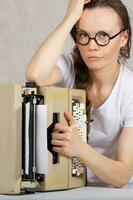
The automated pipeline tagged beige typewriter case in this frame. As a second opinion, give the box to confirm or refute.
[0,83,87,194]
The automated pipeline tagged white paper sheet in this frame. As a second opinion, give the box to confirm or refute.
[25,102,30,175]
[36,105,48,174]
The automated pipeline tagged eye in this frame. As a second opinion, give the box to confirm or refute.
[77,31,88,38]
[97,31,109,39]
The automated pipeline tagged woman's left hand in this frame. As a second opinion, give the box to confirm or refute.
[84,0,91,4]
[51,112,84,157]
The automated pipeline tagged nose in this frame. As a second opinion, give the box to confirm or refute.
[87,38,99,51]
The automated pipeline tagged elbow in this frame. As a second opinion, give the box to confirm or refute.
[110,163,133,188]
[113,182,127,189]
[26,70,43,87]
[112,175,131,188]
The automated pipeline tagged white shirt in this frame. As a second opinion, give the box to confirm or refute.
[56,52,133,187]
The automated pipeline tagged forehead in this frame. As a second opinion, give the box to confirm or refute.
[77,7,121,33]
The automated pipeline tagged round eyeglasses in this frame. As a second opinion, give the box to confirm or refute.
[76,29,124,46]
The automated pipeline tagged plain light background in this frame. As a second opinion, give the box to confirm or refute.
[0,0,133,84]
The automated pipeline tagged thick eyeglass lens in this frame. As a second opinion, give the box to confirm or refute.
[96,32,110,46]
[76,31,89,45]
[76,30,110,46]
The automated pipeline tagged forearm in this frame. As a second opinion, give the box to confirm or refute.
[52,114,131,187]
[26,16,75,85]
[78,143,131,187]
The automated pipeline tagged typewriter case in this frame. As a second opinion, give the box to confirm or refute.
[0,83,87,194]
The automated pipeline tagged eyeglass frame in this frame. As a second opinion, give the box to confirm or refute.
[75,29,125,47]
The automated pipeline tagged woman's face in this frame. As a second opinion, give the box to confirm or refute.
[76,7,128,71]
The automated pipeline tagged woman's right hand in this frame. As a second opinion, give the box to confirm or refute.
[66,0,91,23]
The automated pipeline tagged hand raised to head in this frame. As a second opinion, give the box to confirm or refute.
[66,0,91,23]
[84,0,91,4]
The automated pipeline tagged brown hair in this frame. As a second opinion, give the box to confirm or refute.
[70,0,132,130]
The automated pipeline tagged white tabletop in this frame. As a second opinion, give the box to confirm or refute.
[0,187,133,200]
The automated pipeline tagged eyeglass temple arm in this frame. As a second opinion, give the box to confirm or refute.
[110,29,125,40]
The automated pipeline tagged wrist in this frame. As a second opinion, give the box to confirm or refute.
[77,141,88,159]
[63,14,77,30]
[77,142,95,166]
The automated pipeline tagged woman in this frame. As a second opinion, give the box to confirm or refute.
[26,0,133,188]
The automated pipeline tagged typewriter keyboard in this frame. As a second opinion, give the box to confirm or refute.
[71,99,86,176]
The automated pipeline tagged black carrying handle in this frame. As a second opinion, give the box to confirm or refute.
[47,113,59,164]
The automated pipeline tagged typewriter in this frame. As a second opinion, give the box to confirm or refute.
[0,82,87,194]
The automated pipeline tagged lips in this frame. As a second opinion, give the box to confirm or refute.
[87,56,103,61]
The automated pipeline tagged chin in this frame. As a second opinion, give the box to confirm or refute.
[86,63,103,70]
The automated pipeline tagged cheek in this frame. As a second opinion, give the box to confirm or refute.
[104,43,120,60]
[77,46,87,59]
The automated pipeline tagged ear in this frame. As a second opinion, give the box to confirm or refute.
[120,30,129,48]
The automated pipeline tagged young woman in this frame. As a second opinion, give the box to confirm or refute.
[26,0,133,188]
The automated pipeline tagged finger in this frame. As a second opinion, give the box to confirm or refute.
[52,146,64,154]
[51,139,65,147]
[54,123,71,132]
[64,112,75,126]
[84,0,91,4]
[52,132,67,140]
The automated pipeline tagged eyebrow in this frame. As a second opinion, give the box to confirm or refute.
[77,28,114,35]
